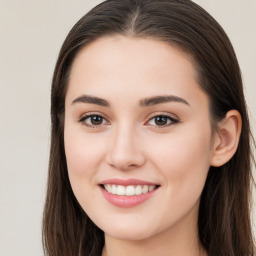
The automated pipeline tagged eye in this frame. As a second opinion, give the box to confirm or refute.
[147,115,178,127]
[79,114,109,127]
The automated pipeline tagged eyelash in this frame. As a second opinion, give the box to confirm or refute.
[146,114,179,128]
[79,113,179,128]
[79,113,109,128]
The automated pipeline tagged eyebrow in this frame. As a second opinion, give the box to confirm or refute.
[71,94,189,107]
[139,95,189,107]
[72,95,110,107]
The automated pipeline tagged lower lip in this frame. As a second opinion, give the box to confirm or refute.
[99,185,159,208]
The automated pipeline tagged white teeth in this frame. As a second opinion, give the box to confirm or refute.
[135,185,142,195]
[112,185,116,194]
[142,185,148,194]
[116,185,126,195]
[126,185,135,196]
[105,184,112,193]
[149,185,156,191]
[103,184,157,196]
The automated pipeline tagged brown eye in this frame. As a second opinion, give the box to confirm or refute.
[147,115,178,127]
[80,114,108,127]
[155,116,169,126]
[90,115,104,125]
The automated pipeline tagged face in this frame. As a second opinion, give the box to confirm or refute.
[64,36,215,241]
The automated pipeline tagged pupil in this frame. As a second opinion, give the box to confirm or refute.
[91,116,103,125]
[155,116,167,125]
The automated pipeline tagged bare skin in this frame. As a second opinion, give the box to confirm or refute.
[101,200,207,256]
[64,35,241,256]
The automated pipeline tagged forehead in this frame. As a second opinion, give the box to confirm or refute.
[66,35,207,110]
[69,35,196,81]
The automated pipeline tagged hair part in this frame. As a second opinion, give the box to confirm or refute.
[43,1,255,255]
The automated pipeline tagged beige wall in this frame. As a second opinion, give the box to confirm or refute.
[0,1,255,255]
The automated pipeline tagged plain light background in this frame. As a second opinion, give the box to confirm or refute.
[0,1,255,255]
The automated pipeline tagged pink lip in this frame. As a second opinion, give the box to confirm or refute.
[99,182,159,208]
[99,178,159,186]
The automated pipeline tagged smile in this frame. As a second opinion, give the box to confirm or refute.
[99,179,160,207]
[102,184,157,196]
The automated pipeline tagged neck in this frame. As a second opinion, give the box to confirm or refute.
[102,205,206,256]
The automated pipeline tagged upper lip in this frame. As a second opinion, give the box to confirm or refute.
[99,178,159,186]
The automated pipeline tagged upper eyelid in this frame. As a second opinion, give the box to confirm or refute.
[79,112,109,121]
[146,115,179,126]
[78,112,179,125]
[79,114,110,128]
[146,112,179,121]
[79,112,180,128]
[79,111,178,118]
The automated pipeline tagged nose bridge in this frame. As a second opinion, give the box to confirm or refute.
[107,121,145,170]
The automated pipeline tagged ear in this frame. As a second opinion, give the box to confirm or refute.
[210,110,242,167]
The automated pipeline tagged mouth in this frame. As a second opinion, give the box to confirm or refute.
[99,184,160,196]
[98,178,161,207]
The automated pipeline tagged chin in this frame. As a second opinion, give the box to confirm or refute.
[101,221,158,241]
[107,230,153,241]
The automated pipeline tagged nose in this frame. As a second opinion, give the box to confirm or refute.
[106,124,146,170]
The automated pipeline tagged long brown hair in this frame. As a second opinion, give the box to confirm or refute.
[43,0,255,255]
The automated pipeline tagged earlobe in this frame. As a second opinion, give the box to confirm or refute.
[210,110,242,167]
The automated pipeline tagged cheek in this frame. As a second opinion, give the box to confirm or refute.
[64,126,107,212]
[64,125,108,209]
[140,127,212,233]
[64,127,104,178]
[149,126,212,197]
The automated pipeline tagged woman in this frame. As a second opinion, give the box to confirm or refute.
[42,0,255,255]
